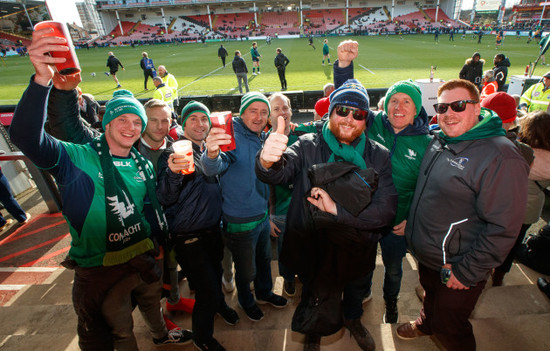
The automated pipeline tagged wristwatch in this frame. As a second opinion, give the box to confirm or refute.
[440,267,452,284]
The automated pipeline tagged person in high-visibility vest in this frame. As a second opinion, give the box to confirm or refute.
[157,65,179,110]
[519,71,550,113]
[153,77,174,111]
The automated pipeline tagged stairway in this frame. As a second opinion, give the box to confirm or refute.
[382,6,392,21]
[418,6,431,21]
[1,249,549,350]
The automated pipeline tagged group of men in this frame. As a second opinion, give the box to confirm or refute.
[13,30,531,351]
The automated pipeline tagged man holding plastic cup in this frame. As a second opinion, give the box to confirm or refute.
[201,92,288,323]
[157,101,239,350]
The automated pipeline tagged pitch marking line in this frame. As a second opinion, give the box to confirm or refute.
[359,64,375,74]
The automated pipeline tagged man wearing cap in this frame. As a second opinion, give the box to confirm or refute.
[396,79,529,351]
[256,79,397,351]
[331,40,432,324]
[157,101,239,351]
[480,92,534,287]
[519,71,550,113]
[201,92,288,323]
[11,30,191,349]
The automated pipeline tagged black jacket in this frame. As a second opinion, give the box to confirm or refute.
[274,52,289,71]
[156,141,222,235]
[493,57,511,91]
[79,94,100,125]
[232,55,247,74]
[255,125,397,289]
[459,58,485,85]
[106,55,123,72]
[218,46,228,58]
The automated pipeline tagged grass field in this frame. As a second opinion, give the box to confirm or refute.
[0,33,543,105]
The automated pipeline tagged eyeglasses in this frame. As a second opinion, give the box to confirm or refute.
[334,105,368,121]
[433,100,478,114]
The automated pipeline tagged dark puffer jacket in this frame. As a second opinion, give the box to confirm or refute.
[459,57,485,85]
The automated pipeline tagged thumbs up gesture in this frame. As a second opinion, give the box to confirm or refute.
[259,116,289,169]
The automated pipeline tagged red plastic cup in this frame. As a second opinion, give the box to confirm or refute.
[33,21,81,75]
[210,112,236,152]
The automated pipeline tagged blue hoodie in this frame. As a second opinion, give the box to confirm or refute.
[201,117,269,224]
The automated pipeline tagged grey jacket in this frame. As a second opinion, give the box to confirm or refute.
[406,134,530,286]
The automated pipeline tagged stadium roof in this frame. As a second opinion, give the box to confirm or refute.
[0,0,44,20]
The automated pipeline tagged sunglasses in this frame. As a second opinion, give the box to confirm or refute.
[334,105,368,121]
[433,100,478,114]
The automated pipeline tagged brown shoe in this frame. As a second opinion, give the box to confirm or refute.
[396,321,427,340]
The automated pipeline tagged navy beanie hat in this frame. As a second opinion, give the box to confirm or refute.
[328,79,370,117]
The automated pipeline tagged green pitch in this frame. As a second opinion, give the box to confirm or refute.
[0,34,543,105]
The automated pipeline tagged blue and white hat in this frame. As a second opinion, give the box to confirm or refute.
[328,79,370,117]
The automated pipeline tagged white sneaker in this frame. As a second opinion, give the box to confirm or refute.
[222,276,235,293]
[252,72,257,76]
[258,71,261,74]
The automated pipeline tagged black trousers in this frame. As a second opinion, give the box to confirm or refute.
[143,69,154,89]
[173,226,226,344]
[277,68,287,90]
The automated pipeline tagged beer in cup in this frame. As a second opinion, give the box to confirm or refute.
[172,140,195,175]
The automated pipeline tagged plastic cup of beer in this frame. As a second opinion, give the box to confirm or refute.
[172,140,195,175]
[33,21,81,75]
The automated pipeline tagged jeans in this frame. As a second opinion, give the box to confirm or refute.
[174,227,226,344]
[224,217,273,308]
[271,215,294,282]
[235,72,249,93]
[342,273,374,320]
[0,170,27,225]
[415,263,486,351]
[380,232,408,300]
[102,271,166,350]
[362,232,407,303]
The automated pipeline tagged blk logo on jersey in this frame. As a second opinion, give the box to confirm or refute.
[450,157,469,170]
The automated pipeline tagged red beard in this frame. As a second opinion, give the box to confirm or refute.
[328,117,366,144]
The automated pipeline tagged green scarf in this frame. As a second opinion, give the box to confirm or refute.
[322,120,367,169]
[95,134,168,266]
[439,108,506,145]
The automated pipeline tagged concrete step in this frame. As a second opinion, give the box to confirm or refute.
[2,254,550,350]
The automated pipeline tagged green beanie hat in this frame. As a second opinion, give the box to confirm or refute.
[103,90,147,133]
[239,92,271,117]
[384,80,423,118]
[179,100,211,130]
